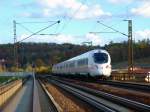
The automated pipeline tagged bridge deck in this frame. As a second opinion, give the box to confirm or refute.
[2,78,33,112]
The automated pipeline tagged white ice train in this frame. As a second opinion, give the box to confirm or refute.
[52,49,112,77]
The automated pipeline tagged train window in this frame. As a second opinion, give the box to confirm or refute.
[77,60,82,66]
[93,53,108,63]
[77,58,88,66]
[69,61,75,68]
[85,58,88,65]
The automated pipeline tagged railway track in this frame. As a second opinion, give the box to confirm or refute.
[48,79,122,112]
[33,74,59,112]
[46,77,150,112]
[96,80,150,93]
[49,75,150,93]
[36,80,58,112]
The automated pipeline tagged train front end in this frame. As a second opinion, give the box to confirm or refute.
[90,50,111,77]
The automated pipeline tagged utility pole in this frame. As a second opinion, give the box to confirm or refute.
[13,20,60,73]
[127,20,133,74]
[95,20,134,74]
[13,20,18,71]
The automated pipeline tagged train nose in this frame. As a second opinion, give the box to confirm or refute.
[98,64,111,76]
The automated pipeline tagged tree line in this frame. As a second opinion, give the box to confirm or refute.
[0,39,150,72]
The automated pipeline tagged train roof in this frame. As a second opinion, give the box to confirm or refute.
[68,49,108,60]
[53,49,109,66]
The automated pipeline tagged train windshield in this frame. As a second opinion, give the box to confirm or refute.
[93,53,108,63]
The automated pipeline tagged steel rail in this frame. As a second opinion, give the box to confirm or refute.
[38,80,61,112]
[52,78,150,112]
[45,75,150,92]
[49,79,119,112]
[96,80,150,93]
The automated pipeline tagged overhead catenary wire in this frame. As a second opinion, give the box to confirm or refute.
[17,21,58,24]
[17,20,60,43]
[89,32,116,34]
[97,21,128,37]
[13,20,61,71]
[95,20,124,34]
[17,23,34,34]
[36,33,60,36]
[17,21,60,36]
[57,0,87,34]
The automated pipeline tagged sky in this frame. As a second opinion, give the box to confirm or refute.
[0,0,150,46]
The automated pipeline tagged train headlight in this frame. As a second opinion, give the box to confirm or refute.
[106,65,111,69]
[145,73,150,82]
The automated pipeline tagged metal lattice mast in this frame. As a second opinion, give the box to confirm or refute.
[13,20,60,72]
[13,20,18,71]
[128,20,133,73]
[95,20,133,74]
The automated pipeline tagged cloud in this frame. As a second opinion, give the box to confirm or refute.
[134,29,150,41]
[108,0,149,4]
[20,0,111,19]
[131,1,150,18]
[108,0,133,4]
[38,0,81,9]
[17,29,150,46]
[72,5,111,19]
[19,34,72,43]
[85,33,102,45]
[18,33,103,45]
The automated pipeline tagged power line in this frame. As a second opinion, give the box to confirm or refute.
[17,23,34,33]
[17,21,58,24]
[97,21,128,37]
[96,20,124,34]
[36,33,60,36]
[17,20,60,43]
[13,20,60,71]
[57,0,87,34]
[90,31,116,34]
[96,20,134,74]
[17,23,59,36]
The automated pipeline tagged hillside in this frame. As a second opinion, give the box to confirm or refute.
[113,57,150,69]
[0,39,150,71]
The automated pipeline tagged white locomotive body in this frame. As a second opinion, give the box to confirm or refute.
[52,49,111,77]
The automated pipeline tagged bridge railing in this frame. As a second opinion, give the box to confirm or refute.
[0,80,22,107]
[0,72,33,77]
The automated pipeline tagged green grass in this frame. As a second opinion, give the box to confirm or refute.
[0,76,19,84]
